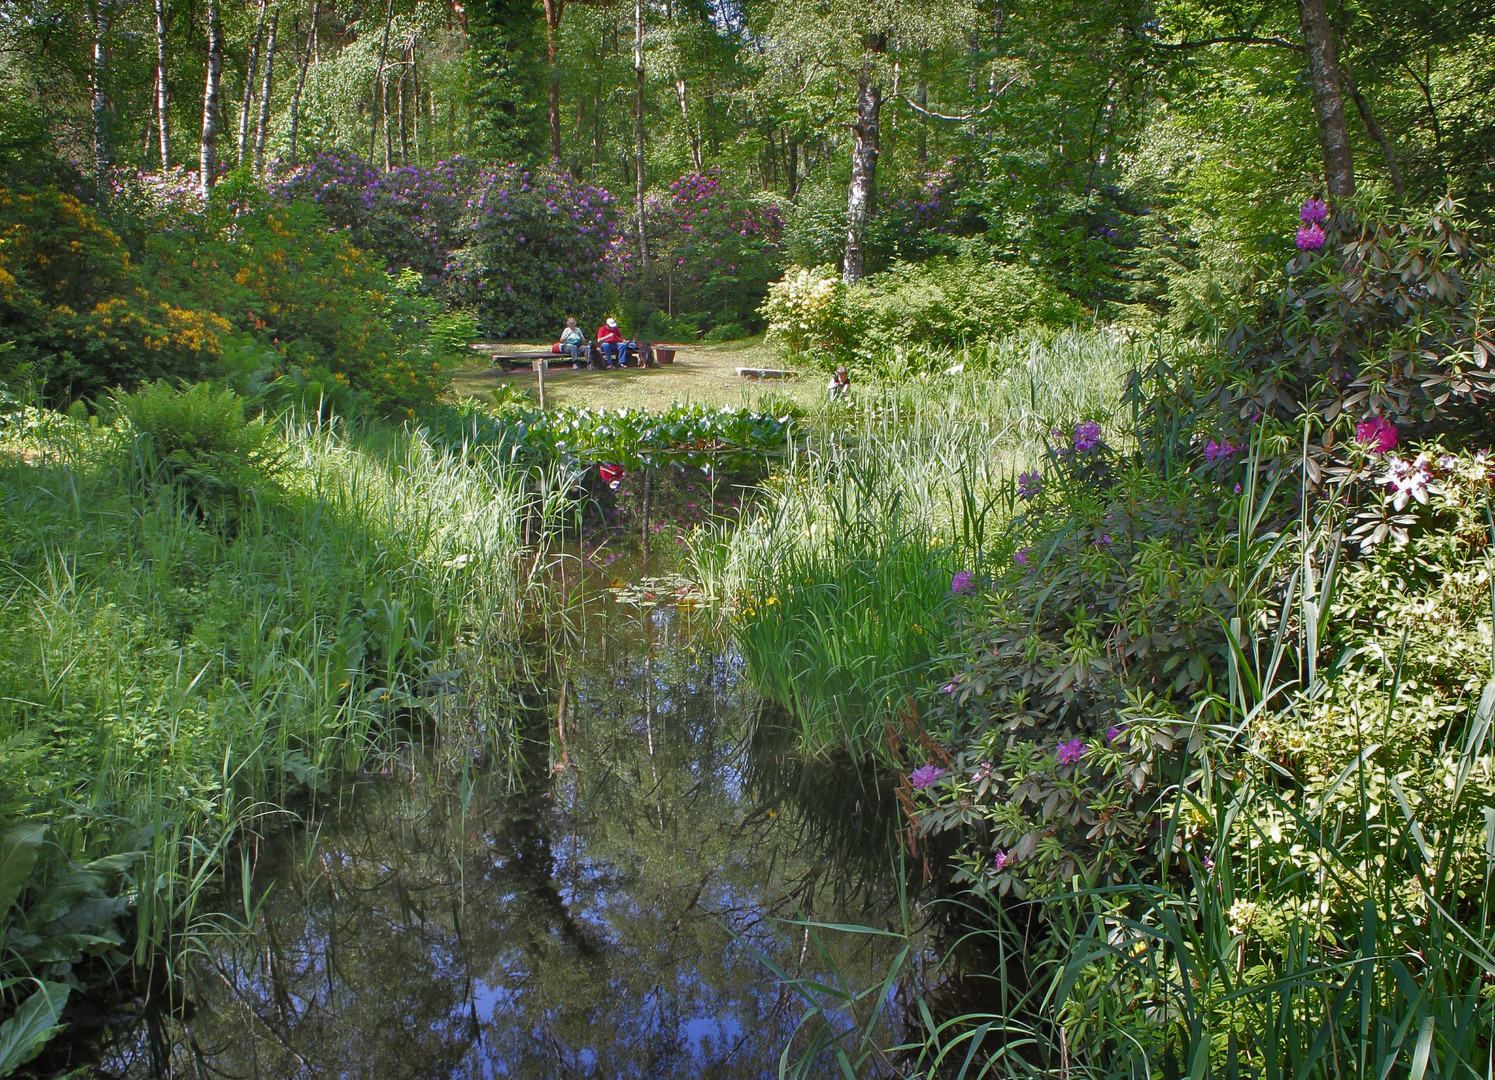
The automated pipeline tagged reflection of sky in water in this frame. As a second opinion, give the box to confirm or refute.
[103,589,908,1078]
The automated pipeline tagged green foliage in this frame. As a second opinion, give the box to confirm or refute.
[466,0,548,162]
[702,322,750,344]
[112,381,286,529]
[762,258,1083,370]
[0,185,229,403]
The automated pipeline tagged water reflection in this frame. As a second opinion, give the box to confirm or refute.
[105,593,909,1077]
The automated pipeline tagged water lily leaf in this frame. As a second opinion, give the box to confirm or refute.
[0,824,46,915]
[0,981,70,1076]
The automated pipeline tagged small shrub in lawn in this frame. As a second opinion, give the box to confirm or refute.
[702,322,749,344]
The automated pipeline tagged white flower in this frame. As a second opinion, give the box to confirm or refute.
[1379,452,1433,510]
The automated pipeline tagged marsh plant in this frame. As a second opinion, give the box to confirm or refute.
[0,386,574,1066]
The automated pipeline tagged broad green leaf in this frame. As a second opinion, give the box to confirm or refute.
[0,824,45,916]
[0,981,70,1077]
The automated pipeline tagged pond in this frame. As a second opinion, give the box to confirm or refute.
[99,570,921,1078]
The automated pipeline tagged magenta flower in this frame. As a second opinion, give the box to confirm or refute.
[1013,548,1030,567]
[1056,738,1087,766]
[1017,471,1043,499]
[1296,224,1326,251]
[971,761,994,783]
[950,570,976,596]
[910,764,948,789]
[992,849,1010,870]
[1355,416,1397,453]
[1300,196,1329,225]
[1073,421,1103,453]
[1105,725,1123,745]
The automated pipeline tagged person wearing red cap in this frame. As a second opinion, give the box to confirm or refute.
[596,317,626,369]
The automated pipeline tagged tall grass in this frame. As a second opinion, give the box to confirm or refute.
[702,329,1138,757]
[0,399,574,1041]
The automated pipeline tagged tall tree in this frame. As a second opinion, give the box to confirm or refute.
[154,0,171,169]
[200,0,224,195]
[88,0,113,186]
[238,0,267,166]
[1296,0,1355,196]
[633,0,648,269]
[252,7,279,175]
[543,0,563,159]
[368,0,395,164]
[467,0,546,161]
[286,0,319,165]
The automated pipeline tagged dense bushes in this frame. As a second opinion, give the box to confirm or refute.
[272,152,622,340]
[636,169,784,334]
[762,256,1082,368]
[0,186,229,401]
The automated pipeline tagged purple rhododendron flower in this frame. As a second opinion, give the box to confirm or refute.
[1074,421,1103,453]
[1013,548,1030,567]
[1296,224,1326,251]
[1017,471,1043,499]
[1204,439,1239,464]
[1300,196,1329,225]
[950,570,976,596]
[1106,725,1123,745]
[971,762,994,783]
[1056,738,1087,766]
[1355,415,1397,453]
[992,849,1010,870]
[910,764,948,789]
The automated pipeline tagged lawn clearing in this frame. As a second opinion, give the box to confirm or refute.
[449,336,826,412]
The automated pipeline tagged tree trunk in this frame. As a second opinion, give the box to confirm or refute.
[704,72,717,156]
[154,0,170,169]
[1339,58,1405,198]
[411,56,421,164]
[787,136,798,198]
[397,59,409,165]
[89,0,112,187]
[381,73,392,169]
[368,0,395,165]
[287,1,317,165]
[633,0,649,270]
[252,8,278,175]
[199,0,223,196]
[238,1,266,166]
[543,0,564,160]
[1296,0,1355,198]
[675,76,700,171]
[843,70,880,286]
[915,69,928,165]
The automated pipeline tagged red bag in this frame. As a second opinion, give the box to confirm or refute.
[551,343,562,354]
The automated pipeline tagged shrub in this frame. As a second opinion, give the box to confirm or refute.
[113,381,285,527]
[702,322,749,343]
[762,257,1082,369]
[269,151,476,277]
[641,169,784,332]
[0,185,228,402]
[846,256,1085,355]
[445,166,620,339]
[761,266,851,361]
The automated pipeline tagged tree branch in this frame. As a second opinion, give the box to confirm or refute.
[1148,33,1303,52]
[899,72,1020,122]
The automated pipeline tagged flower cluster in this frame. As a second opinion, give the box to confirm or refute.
[1355,415,1398,453]
[1379,452,1434,510]
[1203,438,1239,464]
[1070,421,1103,454]
[1017,470,1043,499]
[1295,197,1329,252]
[950,570,977,596]
[909,764,947,789]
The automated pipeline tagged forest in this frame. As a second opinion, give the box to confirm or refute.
[1,0,1494,1075]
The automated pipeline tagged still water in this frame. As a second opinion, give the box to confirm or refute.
[105,580,915,1077]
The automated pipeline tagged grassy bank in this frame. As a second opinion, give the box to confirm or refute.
[0,386,570,1063]
[699,329,1139,757]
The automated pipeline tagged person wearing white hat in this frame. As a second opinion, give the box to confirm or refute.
[596,317,626,369]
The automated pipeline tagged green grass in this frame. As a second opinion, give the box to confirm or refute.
[702,329,1139,757]
[0,397,570,1040]
[450,335,828,413]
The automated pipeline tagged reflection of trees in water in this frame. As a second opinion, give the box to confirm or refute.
[107,603,905,1078]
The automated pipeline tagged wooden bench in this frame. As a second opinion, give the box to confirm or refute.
[482,346,593,371]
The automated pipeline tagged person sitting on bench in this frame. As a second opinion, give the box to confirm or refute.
[596,317,627,369]
[558,317,586,369]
